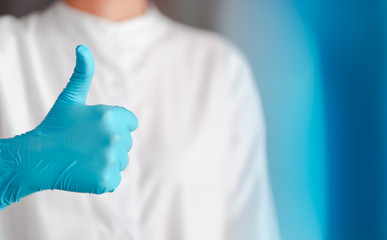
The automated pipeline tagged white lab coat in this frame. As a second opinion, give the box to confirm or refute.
[0,1,280,240]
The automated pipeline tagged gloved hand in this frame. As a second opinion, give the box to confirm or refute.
[0,45,138,210]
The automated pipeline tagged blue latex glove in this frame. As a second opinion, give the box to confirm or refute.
[0,45,138,210]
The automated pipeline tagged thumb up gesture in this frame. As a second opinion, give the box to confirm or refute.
[0,45,138,209]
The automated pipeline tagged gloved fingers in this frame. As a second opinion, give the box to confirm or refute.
[107,171,122,193]
[112,106,139,132]
[87,105,138,134]
[105,125,132,152]
[94,148,122,194]
[121,132,133,152]
[109,141,130,171]
[119,152,130,171]
[105,143,129,169]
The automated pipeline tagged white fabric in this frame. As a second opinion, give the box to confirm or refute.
[0,1,280,239]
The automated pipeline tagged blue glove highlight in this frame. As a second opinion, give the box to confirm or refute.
[0,45,138,209]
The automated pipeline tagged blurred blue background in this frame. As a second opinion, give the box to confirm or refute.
[1,0,386,239]
[158,0,387,239]
[214,1,387,239]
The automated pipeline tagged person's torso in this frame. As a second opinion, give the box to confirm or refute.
[0,3,237,240]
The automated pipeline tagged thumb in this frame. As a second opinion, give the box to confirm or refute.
[56,45,95,105]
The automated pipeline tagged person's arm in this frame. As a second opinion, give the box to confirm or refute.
[224,49,280,239]
[0,45,138,210]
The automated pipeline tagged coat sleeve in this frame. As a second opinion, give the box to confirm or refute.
[0,16,14,137]
[0,15,18,74]
[223,47,281,240]
[0,16,17,138]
